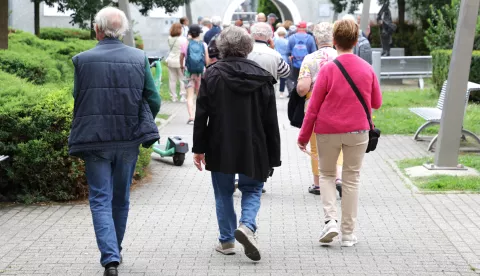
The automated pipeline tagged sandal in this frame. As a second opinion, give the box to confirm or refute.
[335,179,342,198]
[308,185,320,195]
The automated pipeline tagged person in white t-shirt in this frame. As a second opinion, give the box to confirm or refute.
[180,17,189,38]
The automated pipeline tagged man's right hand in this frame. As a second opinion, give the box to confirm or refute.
[193,153,206,171]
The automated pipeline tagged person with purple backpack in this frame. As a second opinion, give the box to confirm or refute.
[287,21,316,97]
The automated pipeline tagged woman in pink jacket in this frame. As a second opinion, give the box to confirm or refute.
[297,19,382,247]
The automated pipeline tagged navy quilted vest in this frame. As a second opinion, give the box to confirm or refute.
[68,38,159,155]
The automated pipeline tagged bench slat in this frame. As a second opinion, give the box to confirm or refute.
[409,108,442,121]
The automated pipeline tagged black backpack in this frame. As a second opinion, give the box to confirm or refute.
[208,34,220,59]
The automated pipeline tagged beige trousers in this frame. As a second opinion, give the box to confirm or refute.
[316,133,368,235]
[167,67,186,101]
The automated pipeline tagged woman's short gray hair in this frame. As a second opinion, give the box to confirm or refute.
[94,7,129,38]
[217,26,254,58]
[313,22,334,46]
[250,22,273,41]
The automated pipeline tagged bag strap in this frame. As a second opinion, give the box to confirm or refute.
[168,37,178,53]
[333,59,373,130]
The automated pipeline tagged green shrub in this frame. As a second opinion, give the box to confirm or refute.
[0,30,155,203]
[0,72,154,203]
[135,147,153,179]
[369,23,429,56]
[0,82,86,202]
[432,50,480,101]
[40,28,91,41]
[134,35,144,50]
[424,2,459,52]
[0,50,62,85]
[2,32,96,85]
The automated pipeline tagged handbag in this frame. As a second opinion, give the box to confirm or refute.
[333,59,381,153]
[287,87,305,128]
[165,37,179,66]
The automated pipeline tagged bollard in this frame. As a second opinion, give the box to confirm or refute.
[372,51,381,85]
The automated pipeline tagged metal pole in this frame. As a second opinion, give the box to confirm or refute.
[360,0,371,35]
[118,0,135,47]
[372,51,381,83]
[433,0,480,168]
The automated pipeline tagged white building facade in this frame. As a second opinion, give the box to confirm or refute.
[8,0,399,55]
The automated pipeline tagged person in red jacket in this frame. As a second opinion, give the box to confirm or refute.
[297,19,382,248]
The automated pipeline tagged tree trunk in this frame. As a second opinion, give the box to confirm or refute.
[398,0,405,26]
[185,0,192,23]
[90,13,95,39]
[0,0,7,49]
[34,0,40,37]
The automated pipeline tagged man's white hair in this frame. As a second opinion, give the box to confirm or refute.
[342,14,356,22]
[212,16,223,26]
[94,7,129,38]
[250,22,273,41]
[342,14,363,35]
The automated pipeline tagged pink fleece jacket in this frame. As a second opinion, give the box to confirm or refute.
[298,54,382,144]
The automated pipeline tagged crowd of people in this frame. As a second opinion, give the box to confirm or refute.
[71,7,382,276]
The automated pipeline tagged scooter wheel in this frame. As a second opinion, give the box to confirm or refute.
[173,153,185,166]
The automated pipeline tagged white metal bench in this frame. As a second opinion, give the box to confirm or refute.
[409,80,480,151]
[380,56,433,89]
[0,155,8,162]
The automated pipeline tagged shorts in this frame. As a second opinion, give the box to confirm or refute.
[183,70,202,90]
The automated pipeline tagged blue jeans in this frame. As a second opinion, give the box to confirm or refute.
[279,78,287,92]
[211,172,264,243]
[83,147,139,266]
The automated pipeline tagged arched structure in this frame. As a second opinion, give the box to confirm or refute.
[223,0,302,26]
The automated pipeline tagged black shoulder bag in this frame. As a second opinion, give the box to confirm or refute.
[333,59,381,153]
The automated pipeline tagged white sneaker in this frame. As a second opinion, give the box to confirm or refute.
[180,96,187,102]
[341,234,358,247]
[319,220,339,243]
[234,224,261,261]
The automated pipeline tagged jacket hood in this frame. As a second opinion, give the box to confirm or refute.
[210,57,276,94]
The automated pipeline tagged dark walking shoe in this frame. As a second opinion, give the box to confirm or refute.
[235,224,261,261]
[308,185,320,195]
[335,179,342,198]
[262,188,266,194]
[104,267,118,276]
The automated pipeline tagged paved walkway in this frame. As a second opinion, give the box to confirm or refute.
[1,100,480,276]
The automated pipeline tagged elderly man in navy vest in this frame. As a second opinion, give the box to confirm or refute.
[68,7,160,276]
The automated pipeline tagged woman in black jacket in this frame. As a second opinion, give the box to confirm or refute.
[192,26,281,262]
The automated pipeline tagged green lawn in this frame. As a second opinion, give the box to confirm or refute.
[374,89,480,135]
[157,113,170,120]
[397,154,480,192]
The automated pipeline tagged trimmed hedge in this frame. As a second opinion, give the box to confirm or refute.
[0,31,96,85]
[0,30,155,203]
[40,28,91,41]
[432,50,480,101]
[0,72,155,203]
[369,23,429,56]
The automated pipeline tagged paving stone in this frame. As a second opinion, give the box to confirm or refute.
[0,101,479,275]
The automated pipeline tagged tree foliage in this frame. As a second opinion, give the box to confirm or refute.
[51,0,184,36]
[424,1,459,51]
[257,0,280,19]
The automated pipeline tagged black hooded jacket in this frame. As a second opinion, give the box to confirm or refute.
[193,57,281,182]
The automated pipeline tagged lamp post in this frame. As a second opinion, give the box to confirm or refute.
[118,0,135,47]
[433,0,480,169]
